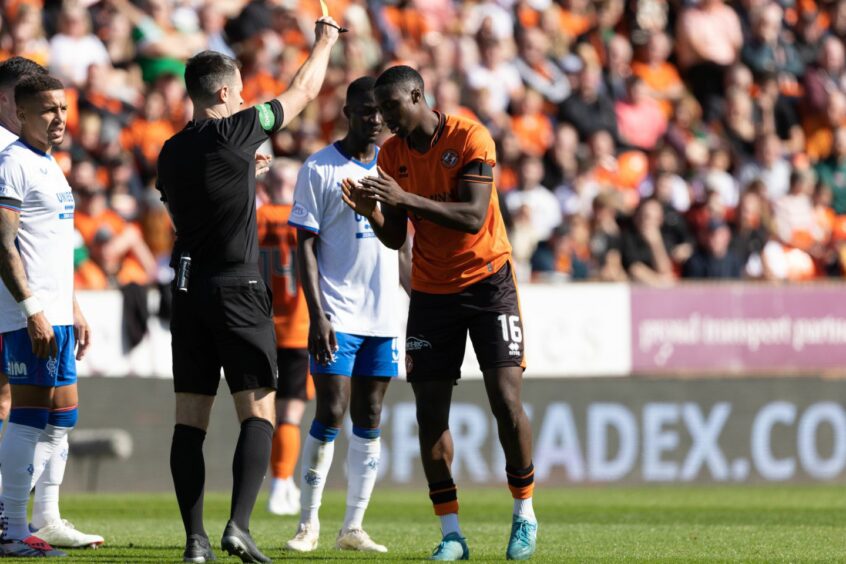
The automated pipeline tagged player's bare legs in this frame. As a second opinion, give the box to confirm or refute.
[412,381,455,485]
[483,366,537,560]
[483,366,532,468]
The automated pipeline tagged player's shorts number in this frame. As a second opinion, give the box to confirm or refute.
[497,314,522,343]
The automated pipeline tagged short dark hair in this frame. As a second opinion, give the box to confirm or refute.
[346,76,376,104]
[0,57,47,91]
[15,74,64,105]
[375,65,424,93]
[185,50,241,106]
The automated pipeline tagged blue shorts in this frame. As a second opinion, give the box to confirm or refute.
[310,332,399,377]
[1,325,77,387]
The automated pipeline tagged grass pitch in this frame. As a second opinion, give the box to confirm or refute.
[11,485,846,562]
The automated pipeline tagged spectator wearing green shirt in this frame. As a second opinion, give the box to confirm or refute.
[814,127,846,214]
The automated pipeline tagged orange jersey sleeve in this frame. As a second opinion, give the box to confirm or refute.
[381,114,512,293]
[257,204,310,349]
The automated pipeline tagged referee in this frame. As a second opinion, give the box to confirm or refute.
[156,17,340,564]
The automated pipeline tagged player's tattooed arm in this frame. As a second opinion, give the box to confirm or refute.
[0,207,32,302]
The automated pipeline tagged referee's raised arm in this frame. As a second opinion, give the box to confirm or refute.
[275,17,341,129]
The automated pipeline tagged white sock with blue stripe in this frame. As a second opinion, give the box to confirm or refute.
[343,426,381,531]
[0,408,49,540]
[31,407,77,530]
[299,420,339,529]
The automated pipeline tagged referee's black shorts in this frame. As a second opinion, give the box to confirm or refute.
[171,264,278,395]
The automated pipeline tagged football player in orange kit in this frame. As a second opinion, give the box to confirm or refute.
[341,65,537,561]
[256,158,313,516]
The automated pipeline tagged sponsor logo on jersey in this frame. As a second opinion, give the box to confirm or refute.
[406,337,432,351]
[508,342,521,357]
[291,203,308,218]
[6,361,27,377]
[440,150,459,168]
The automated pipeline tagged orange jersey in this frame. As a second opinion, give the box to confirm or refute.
[256,204,309,349]
[378,113,512,294]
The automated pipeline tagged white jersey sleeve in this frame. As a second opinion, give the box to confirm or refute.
[288,161,323,234]
[0,156,27,211]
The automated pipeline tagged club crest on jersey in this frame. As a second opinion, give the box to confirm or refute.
[440,150,459,168]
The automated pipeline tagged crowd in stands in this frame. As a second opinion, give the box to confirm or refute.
[4,0,846,288]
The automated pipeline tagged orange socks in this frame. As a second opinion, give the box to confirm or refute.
[271,422,301,479]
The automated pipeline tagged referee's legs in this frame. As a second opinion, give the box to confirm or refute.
[230,388,275,531]
[172,393,214,542]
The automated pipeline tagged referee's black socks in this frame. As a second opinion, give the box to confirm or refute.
[230,417,274,531]
[171,424,207,539]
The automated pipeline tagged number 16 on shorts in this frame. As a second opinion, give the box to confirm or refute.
[495,313,524,362]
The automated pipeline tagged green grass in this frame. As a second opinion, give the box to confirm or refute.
[10,485,846,562]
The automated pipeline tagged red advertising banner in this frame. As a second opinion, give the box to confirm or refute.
[631,284,846,374]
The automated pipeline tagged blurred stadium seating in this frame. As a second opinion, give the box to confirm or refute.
[7,0,846,289]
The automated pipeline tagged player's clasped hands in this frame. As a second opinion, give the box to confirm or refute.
[358,167,406,207]
[340,178,376,217]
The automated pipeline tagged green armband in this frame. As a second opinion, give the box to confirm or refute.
[257,103,276,132]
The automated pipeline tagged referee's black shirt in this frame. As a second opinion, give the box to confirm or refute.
[156,99,284,271]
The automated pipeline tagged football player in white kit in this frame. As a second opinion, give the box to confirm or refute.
[284,76,401,554]
[0,72,102,557]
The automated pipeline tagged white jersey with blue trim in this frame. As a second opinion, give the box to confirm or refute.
[289,142,399,337]
[0,123,17,151]
[0,140,75,333]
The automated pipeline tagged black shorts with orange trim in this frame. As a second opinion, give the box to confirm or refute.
[171,265,278,396]
[276,347,312,400]
[405,261,525,382]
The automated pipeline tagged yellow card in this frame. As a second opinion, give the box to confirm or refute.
[320,0,329,17]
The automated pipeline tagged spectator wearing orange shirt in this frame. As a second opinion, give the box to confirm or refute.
[72,160,156,288]
[1,3,49,68]
[434,79,479,124]
[120,90,175,181]
[803,89,846,162]
[510,89,554,157]
[559,0,595,40]
[632,31,684,119]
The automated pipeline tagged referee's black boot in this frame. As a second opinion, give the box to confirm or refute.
[183,534,216,563]
[221,521,271,563]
